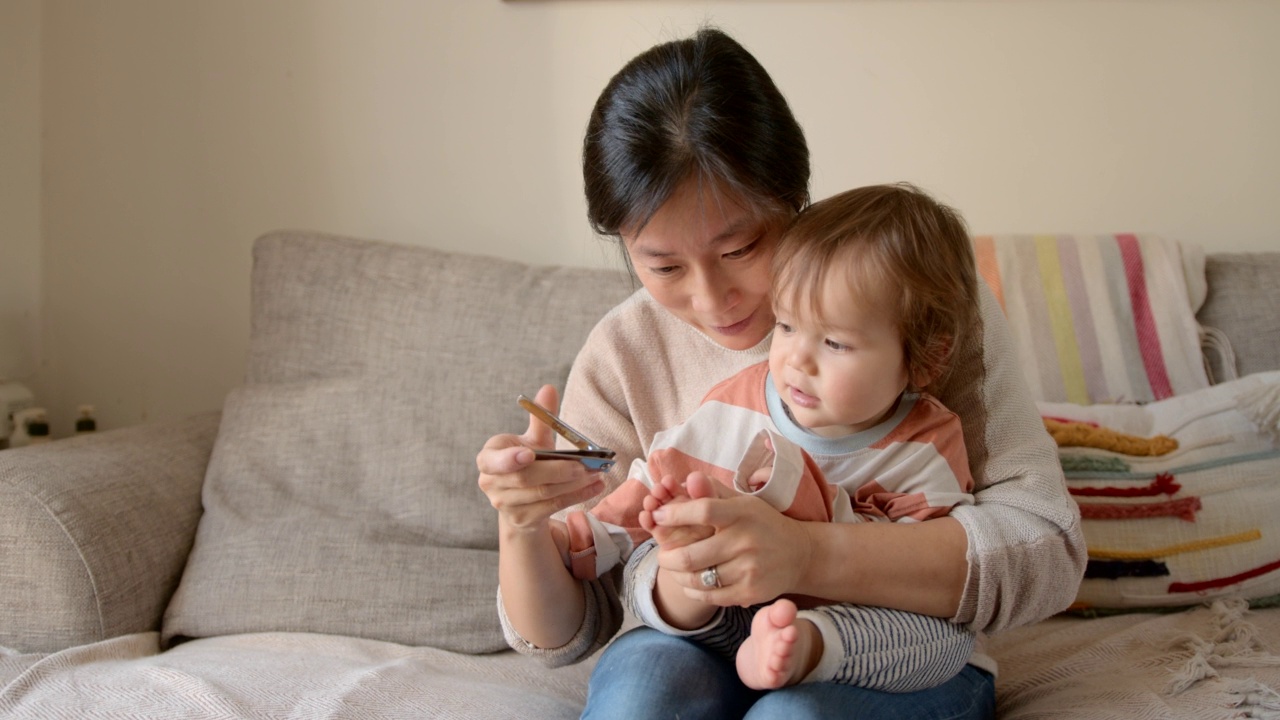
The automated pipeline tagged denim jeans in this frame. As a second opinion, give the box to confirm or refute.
[581,627,995,720]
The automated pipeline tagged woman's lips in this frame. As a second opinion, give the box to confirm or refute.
[788,385,819,409]
[713,313,754,336]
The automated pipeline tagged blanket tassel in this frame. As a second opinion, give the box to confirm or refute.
[1226,678,1280,719]
[1165,599,1280,698]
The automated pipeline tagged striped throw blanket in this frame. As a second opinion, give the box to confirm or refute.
[973,234,1210,405]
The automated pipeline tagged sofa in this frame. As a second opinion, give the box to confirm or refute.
[2,230,1278,719]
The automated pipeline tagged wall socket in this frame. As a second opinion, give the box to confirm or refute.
[0,380,36,446]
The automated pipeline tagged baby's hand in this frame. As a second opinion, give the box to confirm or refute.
[744,436,775,493]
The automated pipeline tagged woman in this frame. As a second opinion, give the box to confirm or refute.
[477,27,1085,719]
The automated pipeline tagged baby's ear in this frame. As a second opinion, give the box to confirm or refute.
[910,335,953,390]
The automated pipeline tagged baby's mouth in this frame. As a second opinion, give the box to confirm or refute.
[787,386,819,409]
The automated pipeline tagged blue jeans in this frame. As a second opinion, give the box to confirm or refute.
[582,627,995,720]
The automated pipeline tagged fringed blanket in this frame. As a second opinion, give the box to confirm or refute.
[990,601,1280,719]
[975,234,1210,404]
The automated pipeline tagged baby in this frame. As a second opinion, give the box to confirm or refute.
[562,183,982,691]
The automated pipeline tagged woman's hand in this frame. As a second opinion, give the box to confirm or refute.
[476,384,606,531]
[477,384,605,649]
[647,472,816,608]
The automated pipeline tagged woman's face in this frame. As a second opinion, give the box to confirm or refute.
[622,179,783,351]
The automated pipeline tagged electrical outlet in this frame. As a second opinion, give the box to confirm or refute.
[0,380,36,444]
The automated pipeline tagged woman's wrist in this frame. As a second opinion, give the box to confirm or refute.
[653,566,718,630]
[499,513,549,537]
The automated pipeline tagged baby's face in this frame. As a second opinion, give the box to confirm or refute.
[767,275,910,438]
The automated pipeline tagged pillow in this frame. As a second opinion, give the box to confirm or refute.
[974,234,1210,405]
[162,232,633,651]
[162,373,537,652]
[1038,371,1280,612]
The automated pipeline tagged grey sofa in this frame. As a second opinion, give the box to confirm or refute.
[1,230,1278,718]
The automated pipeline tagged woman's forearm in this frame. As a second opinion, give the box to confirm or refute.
[798,517,968,619]
[498,518,586,648]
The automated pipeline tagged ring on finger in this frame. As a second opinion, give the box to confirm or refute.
[699,566,721,589]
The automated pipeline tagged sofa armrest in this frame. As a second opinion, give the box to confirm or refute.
[0,411,220,653]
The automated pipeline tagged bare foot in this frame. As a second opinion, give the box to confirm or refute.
[736,598,820,689]
[640,475,688,541]
[682,471,718,500]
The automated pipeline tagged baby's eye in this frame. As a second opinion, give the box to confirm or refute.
[825,339,850,352]
[776,322,794,334]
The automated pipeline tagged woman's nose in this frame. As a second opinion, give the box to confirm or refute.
[690,270,737,315]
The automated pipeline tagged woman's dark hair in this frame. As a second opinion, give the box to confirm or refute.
[583,27,810,238]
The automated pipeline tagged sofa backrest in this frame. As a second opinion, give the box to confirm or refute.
[1198,252,1280,379]
[247,230,634,386]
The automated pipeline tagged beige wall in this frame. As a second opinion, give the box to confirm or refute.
[28,0,1280,434]
[0,0,42,386]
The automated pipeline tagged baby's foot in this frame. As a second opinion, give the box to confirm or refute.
[736,598,817,690]
[641,473,718,548]
[640,474,686,538]
[682,471,718,500]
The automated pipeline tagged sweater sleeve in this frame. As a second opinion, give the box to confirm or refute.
[939,285,1088,634]
[496,570,623,667]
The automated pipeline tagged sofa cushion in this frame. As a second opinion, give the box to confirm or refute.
[973,234,1209,405]
[162,231,632,651]
[1198,252,1280,380]
[1038,371,1280,612]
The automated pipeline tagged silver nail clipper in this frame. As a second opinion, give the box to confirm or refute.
[517,394,617,471]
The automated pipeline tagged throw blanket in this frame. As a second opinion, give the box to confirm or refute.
[0,632,595,719]
[989,600,1280,719]
[973,234,1210,405]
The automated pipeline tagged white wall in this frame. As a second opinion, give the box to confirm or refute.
[0,0,42,386]
[34,0,1280,435]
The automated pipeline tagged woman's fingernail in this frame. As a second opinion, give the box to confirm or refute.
[652,508,667,523]
[517,448,534,464]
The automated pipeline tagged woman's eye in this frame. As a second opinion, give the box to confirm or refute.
[650,265,679,276]
[723,240,758,259]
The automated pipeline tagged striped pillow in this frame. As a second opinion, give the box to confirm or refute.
[974,234,1210,405]
[1038,371,1280,611]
